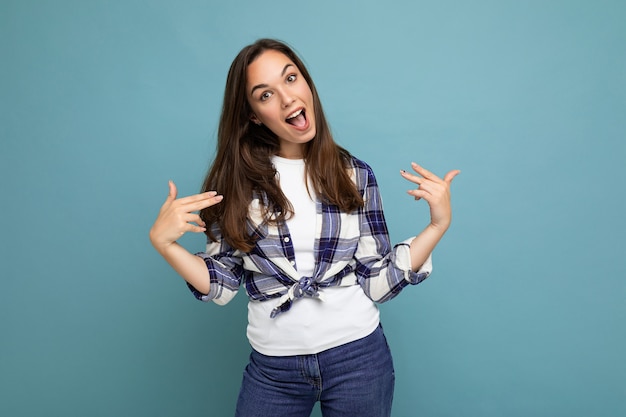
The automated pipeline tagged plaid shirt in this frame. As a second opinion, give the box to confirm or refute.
[190,157,432,318]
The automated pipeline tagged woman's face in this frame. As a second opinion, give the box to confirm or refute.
[246,49,316,159]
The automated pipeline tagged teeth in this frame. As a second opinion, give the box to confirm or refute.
[286,109,303,119]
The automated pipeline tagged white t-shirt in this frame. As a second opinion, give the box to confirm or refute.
[246,156,379,356]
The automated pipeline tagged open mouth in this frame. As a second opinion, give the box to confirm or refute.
[285,108,307,128]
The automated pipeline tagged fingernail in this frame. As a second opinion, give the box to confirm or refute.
[214,195,223,201]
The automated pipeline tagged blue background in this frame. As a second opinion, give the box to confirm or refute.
[1,0,625,416]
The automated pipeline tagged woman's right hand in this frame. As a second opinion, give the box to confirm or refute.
[149,181,223,254]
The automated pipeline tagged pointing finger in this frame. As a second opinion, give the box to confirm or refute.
[177,190,218,205]
[185,195,223,212]
[411,162,439,181]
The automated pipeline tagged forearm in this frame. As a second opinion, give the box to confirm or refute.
[409,223,448,271]
[154,242,211,294]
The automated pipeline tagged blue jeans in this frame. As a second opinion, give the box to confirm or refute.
[235,324,395,417]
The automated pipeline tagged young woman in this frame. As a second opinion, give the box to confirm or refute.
[149,38,459,417]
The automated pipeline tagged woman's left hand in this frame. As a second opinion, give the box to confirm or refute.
[401,162,460,231]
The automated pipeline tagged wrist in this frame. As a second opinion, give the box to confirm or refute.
[150,234,178,256]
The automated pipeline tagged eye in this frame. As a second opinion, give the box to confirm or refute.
[286,74,297,83]
[260,91,272,101]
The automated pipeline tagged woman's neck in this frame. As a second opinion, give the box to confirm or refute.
[277,143,305,159]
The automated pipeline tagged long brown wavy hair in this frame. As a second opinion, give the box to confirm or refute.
[200,39,363,252]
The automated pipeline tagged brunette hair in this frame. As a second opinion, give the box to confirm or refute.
[200,38,363,252]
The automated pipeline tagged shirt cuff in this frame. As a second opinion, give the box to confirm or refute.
[397,237,433,284]
[186,253,222,302]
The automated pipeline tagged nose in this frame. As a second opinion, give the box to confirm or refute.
[279,89,295,108]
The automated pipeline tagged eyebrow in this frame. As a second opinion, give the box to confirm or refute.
[250,63,294,96]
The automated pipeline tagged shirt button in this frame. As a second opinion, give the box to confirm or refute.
[290,260,296,266]
[284,237,290,243]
